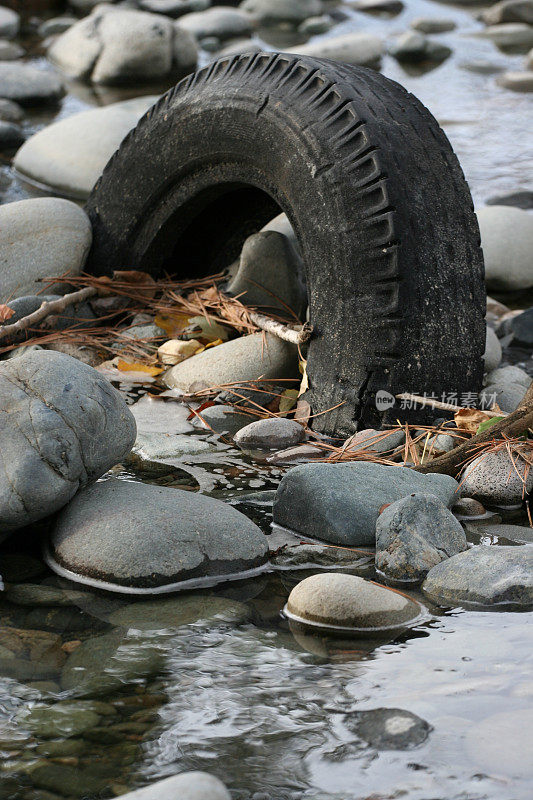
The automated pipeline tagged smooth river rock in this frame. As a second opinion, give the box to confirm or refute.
[344,708,432,750]
[273,462,458,546]
[285,573,422,631]
[376,493,468,583]
[14,96,157,199]
[460,449,533,504]
[177,6,253,40]
[478,206,533,290]
[116,772,231,800]
[241,0,323,24]
[287,32,384,66]
[48,478,268,591]
[0,351,136,537]
[0,7,20,39]
[0,63,64,106]
[0,198,92,301]
[234,418,306,450]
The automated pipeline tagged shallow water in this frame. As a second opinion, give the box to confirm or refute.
[1,1,533,798]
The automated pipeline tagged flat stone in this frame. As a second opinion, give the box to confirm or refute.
[465,710,533,779]
[0,63,64,106]
[140,0,211,18]
[49,478,268,590]
[234,418,305,450]
[20,700,103,739]
[164,332,298,393]
[130,394,194,434]
[298,15,334,35]
[474,523,533,543]
[0,39,24,60]
[271,542,372,569]
[485,365,531,387]
[0,626,65,680]
[177,7,253,40]
[192,403,253,436]
[486,189,533,209]
[0,199,92,301]
[25,762,107,798]
[424,545,533,607]
[498,70,533,91]
[460,449,533,504]
[391,30,451,63]
[241,0,323,24]
[2,293,95,331]
[481,0,533,26]
[287,32,384,67]
[0,98,23,122]
[0,6,20,39]
[115,773,231,800]
[344,708,431,749]
[108,594,251,628]
[266,443,325,465]
[128,431,215,467]
[273,462,458,546]
[471,23,533,49]
[375,493,468,583]
[14,96,157,200]
[411,17,456,33]
[452,497,487,517]
[285,572,422,631]
[4,584,91,607]
[38,16,77,37]
[0,351,136,537]
[354,0,404,14]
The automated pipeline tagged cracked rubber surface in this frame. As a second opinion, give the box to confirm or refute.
[85,52,485,436]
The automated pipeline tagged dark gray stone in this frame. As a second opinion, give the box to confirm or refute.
[49,478,268,590]
[510,307,533,345]
[234,418,306,450]
[481,0,533,26]
[271,542,372,569]
[0,351,136,536]
[0,98,23,123]
[192,403,253,436]
[473,523,533,543]
[1,294,95,334]
[390,30,451,63]
[0,64,65,106]
[345,708,431,750]
[486,190,533,209]
[422,545,533,607]
[140,0,210,18]
[0,120,24,148]
[355,0,404,14]
[0,39,24,60]
[411,17,456,33]
[375,493,468,583]
[485,365,531,388]
[273,462,458,546]
[241,0,323,24]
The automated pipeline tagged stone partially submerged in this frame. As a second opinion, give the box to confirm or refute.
[47,479,269,593]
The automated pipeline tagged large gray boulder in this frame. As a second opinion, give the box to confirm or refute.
[0,199,92,301]
[0,351,136,537]
[114,773,231,800]
[375,493,468,583]
[48,478,269,591]
[422,545,533,607]
[273,462,458,546]
[14,97,157,200]
[0,63,64,106]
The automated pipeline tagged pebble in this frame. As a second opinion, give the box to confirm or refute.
[0,626,66,680]
[452,497,487,517]
[273,461,458,546]
[25,763,106,798]
[498,70,533,91]
[480,381,527,412]
[0,63,65,106]
[0,6,19,39]
[354,0,404,14]
[422,545,533,607]
[390,30,451,63]
[177,7,253,40]
[140,0,211,18]
[271,541,372,569]
[344,708,431,749]
[487,188,533,208]
[285,572,422,631]
[48,478,268,591]
[461,448,533,504]
[375,493,468,583]
[241,0,323,25]
[0,351,136,537]
[481,0,533,26]
[0,119,24,148]
[115,772,231,800]
[3,293,95,332]
[164,332,298,393]
[0,39,24,59]
[0,97,23,122]
[234,418,306,450]
[345,428,405,454]
[38,16,77,37]
[0,198,92,301]
[411,17,456,33]
[509,306,533,344]
[4,584,90,607]
[130,394,194,435]
[127,431,215,466]
[226,230,306,317]
[20,700,104,739]
[485,364,531,387]
[471,22,533,49]
[298,15,333,35]
[108,595,251,629]
[191,403,253,436]
[266,443,325,465]
[483,325,502,371]
[14,96,157,199]
[287,32,384,67]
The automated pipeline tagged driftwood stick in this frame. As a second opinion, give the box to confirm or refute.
[396,392,508,418]
[0,286,97,343]
[249,312,313,345]
[414,381,533,476]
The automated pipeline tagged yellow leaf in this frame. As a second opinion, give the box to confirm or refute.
[298,358,308,396]
[154,313,191,337]
[279,389,299,414]
[116,359,163,376]
[454,407,493,434]
[204,338,224,350]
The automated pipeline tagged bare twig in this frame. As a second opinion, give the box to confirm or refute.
[0,286,97,343]
[249,312,312,345]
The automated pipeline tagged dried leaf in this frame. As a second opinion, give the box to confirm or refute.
[204,338,224,350]
[154,312,191,337]
[294,399,311,426]
[116,359,163,376]
[187,400,215,420]
[279,388,299,414]
[454,407,493,434]
[113,270,157,299]
[298,358,308,396]
[0,304,15,323]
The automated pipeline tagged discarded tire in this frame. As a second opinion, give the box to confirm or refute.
[85,52,485,436]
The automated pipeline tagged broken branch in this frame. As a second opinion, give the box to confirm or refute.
[0,286,97,343]
[249,312,312,345]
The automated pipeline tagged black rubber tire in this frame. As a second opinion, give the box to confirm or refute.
[85,52,485,436]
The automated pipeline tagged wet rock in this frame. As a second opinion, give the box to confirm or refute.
[0,63,65,106]
[49,7,197,85]
[498,70,533,91]
[266,443,325,465]
[345,708,431,749]
[2,293,95,332]
[509,306,533,344]
[49,478,268,590]
[375,493,468,583]
[0,119,24,148]
[485,365,531,388]
[471,23,533,49]
[164,332,298,393]
[390,30,451,62]
[483,325,502,371]
[218,38,263,57]
[0,39,24,60]
[0,6,19,39]
[354,0,404,13]
[344,428,405,454]
[1,553,47,582]
[411,17,456,33]
[14,96,157,199]
[0,98,23,123]
[481,0,533,26]
[0,199,92,301]
[422,545,533,607]
[241,0,323,25]
[480,381,527,412]
[127,431,215,467]
[108,595,251,628]
[474,523,533,543]
[177,7,252,40]
[461,449,533,504]
[234,418,305,450]
[285,573,422,631]
[273,462,458,546]
[116,772,231,800]
[271,542,372,569]
[486,189,533,209]
[130,394,194,435]
[26,762,106,798]
[0,351,136,537]
[4,584,91,607]
[38,16,77,38]
[0,626,66,680]
[140,0,211,18]
[215,381,289,410]
[192,403,253,436]
[20,700,104,739]
[288,32,384,67]
[427,433,455,454]
[226,231,306,317]
[298,15,333,35]
[466,709,533,780]
[452,497,487,517]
